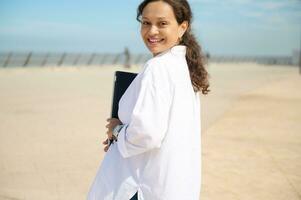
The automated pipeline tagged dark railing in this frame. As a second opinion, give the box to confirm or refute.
[0,51,297,68]
[0,52,152,68]
[209,55,294,66]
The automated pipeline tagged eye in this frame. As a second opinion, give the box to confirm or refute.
[142,21,150,25]
[160,21,168,26]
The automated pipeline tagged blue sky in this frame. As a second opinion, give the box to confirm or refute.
[0,0,300,56]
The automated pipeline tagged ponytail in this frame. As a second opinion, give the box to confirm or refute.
[181,31,210,95]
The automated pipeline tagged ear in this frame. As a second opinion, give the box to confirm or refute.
[178,20,188,38]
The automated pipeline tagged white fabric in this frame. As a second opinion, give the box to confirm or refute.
[87,45,202,200]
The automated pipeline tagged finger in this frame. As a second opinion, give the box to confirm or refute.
[104,145,109,152]
[103,139,108,145]
[106,131,113,138]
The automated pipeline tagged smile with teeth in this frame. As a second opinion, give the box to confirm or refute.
[148,38,164,44]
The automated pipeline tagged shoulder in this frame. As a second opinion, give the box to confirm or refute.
[142,53,177,77]
[141,56,173,91]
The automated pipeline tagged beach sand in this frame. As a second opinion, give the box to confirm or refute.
[202,69,301,200]
[0,63,300,200]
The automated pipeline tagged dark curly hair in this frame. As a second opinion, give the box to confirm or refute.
[136,0,210,95]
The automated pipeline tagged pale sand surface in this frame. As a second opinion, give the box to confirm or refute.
[202,73,301,200]
[0,63,299,199]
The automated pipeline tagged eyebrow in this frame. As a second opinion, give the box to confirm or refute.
[142,17,168,20]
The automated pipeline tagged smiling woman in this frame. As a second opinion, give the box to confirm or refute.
[139,2,188,57]
[87,1,210,200]
[137,0,210,94]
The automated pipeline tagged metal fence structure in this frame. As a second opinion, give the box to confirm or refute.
[0,51,297,68]
[0,52,153,68]
[209,55,294,65]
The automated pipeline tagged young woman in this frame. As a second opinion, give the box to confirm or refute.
[87,0,210,199]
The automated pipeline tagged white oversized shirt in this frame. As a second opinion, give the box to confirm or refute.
[87,45,202,200]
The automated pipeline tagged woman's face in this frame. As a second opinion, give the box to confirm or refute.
[140,1,188,56]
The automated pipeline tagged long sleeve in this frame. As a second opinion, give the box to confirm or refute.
[116,60,173,158]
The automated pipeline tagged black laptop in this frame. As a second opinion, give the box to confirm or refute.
[111,71,138,119]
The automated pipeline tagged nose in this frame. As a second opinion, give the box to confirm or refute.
[149,25,159,35]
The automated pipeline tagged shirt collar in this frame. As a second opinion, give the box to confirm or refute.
[154,45,186,58]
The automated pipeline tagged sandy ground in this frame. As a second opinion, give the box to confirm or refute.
[202,70,301,200]
[0,63,300,200]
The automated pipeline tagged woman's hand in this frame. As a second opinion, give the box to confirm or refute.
[102,118,122,152]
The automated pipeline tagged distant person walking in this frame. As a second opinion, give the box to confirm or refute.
[124,47,131,68]
[87,0,210,199]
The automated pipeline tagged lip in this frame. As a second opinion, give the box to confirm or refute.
[147,38,164,46]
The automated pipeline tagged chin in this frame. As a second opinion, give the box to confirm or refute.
[151,51,162,57]
[148,46,163,56]
[147,48,159,55]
